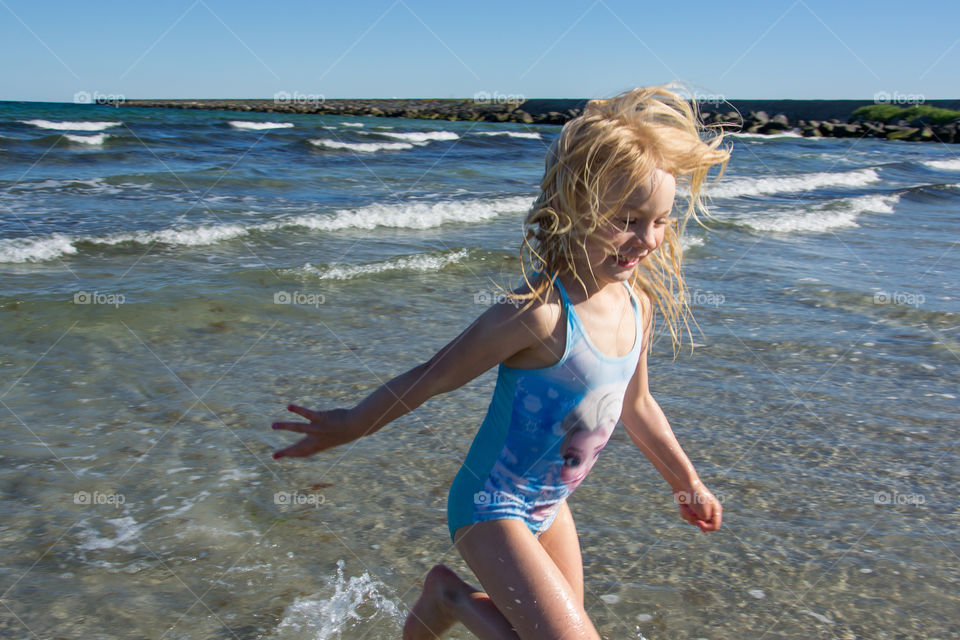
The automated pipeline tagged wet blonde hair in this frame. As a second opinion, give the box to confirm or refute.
[504,84,731,356]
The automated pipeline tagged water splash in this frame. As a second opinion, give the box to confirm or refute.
[273,560,404,639]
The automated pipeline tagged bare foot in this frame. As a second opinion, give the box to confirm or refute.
[402,564,462,640]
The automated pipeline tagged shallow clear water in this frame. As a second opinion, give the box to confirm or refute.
[1,103,958,639]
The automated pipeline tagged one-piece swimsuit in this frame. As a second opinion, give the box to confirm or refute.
[446,276,643,541]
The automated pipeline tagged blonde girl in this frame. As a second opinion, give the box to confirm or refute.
[272,84,730,639]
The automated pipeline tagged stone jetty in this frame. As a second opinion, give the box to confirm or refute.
[118,98,960,143]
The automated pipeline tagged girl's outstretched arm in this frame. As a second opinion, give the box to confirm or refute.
[272,293,549,459]
[620,291,722,532]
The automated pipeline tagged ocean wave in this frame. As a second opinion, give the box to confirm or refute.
[0,196,533,262]
[0,234,79,262]
[922,158,960,171]
[731,193,899,233]
[376,130,460,143]
[282,196,532,231]
[475,131,543,140]
[709,168,880,198]
[228,121,294,130]
[728,131,803,140]
[309,139,414,153]
[21,119,121,131]
[63,133,109,145]
[294,249,470,280]
[340,122,364,127]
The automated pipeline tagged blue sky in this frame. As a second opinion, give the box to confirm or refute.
[2,0,958,102]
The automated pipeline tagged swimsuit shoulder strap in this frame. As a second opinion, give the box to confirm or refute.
[622,280,643,354]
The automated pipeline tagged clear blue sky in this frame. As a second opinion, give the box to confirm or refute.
[2,0,957,102]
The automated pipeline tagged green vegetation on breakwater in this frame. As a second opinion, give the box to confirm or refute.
[852,104,960,125]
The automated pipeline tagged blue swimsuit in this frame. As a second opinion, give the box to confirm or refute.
[447,277,643,542]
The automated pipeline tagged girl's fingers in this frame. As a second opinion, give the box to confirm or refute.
[286,404,317,420]
[272,421,312,433]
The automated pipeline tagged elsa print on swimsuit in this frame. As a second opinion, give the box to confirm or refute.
[558,388,623,491]
[475,380,627,527]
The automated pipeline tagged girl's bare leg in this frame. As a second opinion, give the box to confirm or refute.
[403,509,592,640]
[453,519,601,640]
[535,501,585,609]
[403,564,519,640]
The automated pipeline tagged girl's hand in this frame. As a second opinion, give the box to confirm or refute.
[673,482,722,533]
[271,404,356,459]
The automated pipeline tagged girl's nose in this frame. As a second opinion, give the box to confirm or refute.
[637,224,658,250]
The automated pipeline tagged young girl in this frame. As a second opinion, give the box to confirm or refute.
[271,84,730,639]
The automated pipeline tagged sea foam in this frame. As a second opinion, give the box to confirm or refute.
[63,133,109,145]
[296,249,469,280]
[922,158,960,171]
[228,121,295,130]
[309,139,414,153]
[376,130,459,143]
[272,560,402,639]
[0,196,533,262]
[709,168,880,198]
[22,119,121,131]
[476,131,543,140]
[732,193,899,233]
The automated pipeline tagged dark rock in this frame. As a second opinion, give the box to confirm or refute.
[770,113,790,127]
[886,127,918,141]
[512,110,534,124]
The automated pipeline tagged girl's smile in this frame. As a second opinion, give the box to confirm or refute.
[579,169,677,288]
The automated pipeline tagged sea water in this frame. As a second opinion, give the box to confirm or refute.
[0,101,958,638]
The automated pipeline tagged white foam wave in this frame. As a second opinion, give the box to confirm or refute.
[284,196,531,232]
[298,249,469,280]
[476,131,542,140]
[709,168,880,198]
[340,122,364,127]
[923,158,960,171]
[309,139,414,153]
[77,516,144,552]
[728,131,802,139]
[272,560,402,639]
[733,193,899,233]
[106,224,251,247]
[22,119,121,131]
[64,133,108,145]
[0,196,532,262]
[0,234,78,262]
[229,121,294,130]
[377,130,459,143]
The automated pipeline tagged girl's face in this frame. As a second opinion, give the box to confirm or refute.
[580,169,677,285]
